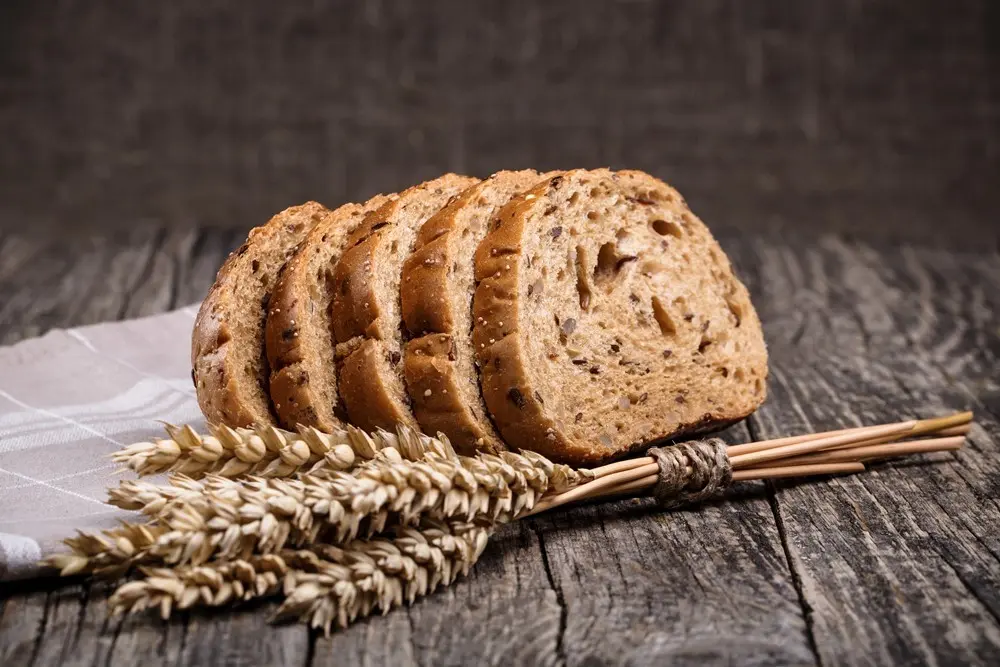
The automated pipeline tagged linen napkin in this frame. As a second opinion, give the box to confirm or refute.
[0,306,206,580]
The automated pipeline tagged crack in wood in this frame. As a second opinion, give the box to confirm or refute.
[530,520,567,667]
[748,416,824,667]
[27,590,53,667]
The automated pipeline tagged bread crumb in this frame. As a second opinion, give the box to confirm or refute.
[424,389,432,397]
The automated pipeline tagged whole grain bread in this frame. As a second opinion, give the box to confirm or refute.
[264,194,392,432]
[192,202,329,427]
[400,170,544,454]
[331,174,479,432]
[472,169,768,465]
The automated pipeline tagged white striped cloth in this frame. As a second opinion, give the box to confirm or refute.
[0,307,206,580]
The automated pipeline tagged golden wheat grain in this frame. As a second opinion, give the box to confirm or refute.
[49,429,590,576]
[110,422,400,478]
[105,519,491,633]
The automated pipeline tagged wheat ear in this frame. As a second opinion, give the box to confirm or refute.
[106,519,491,634]
[111,422,431,479]
[50,434,589,576]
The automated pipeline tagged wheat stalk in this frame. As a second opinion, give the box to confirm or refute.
[106,519,491,634]
[49,433,589,576]
[111,422,414,479]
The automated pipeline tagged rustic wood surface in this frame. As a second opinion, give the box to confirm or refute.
[2,1,997,243]
[0,222,996,666]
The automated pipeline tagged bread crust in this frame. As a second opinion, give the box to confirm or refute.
[264,195,391,432]
[331,174,478,432]
[472,170,767,465]
[192,202,329,427]
[400,170,543,454]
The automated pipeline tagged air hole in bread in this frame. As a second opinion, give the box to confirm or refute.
[734,368,746,382]
[568,192,580,205]
[461,228,471,238]
[651,297,677,337]
[390,241,399,254]
[251,260,260,273]
[587,210,599,220]
[593,241,637,288]
[574,245,593,310]
[556,268,566,281]
[698,336,713,353]
[652,219,683,238]
[726,295,744,327]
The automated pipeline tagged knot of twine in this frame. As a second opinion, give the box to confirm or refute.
[647,438,731,509]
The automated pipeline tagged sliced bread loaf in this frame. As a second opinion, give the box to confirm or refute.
[400,170,544,454]
[264,194,392,432]
[473,169,767,465]
[331,174,479,432]
[192,202,329,427]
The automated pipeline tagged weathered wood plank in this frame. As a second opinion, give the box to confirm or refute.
[3,227,999,666]
[0,228,241,345]
[730,233,1000,666]
[533,424,815,667]
[312,521,564,666]
[0,583,51,666]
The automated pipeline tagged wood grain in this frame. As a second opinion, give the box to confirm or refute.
[0,225,998,665]
[1,1,996,245]
[732,235,1000,666]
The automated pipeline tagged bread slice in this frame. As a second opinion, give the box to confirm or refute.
[265,194,392,432]
[192,202,329,427]
[473,169,768,465]
[331,174,479,432]
[401,170,544,454]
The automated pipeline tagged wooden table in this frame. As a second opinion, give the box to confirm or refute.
[0,221,998,666]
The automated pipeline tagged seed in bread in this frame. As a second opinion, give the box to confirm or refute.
[331,174,479,432]
[401,170,545,454]
[472,169,768,465]
[265,194,392,432]
[192,202,329,427]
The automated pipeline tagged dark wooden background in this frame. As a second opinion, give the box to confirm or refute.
[1,2,999,666]
[0,0,996,243]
